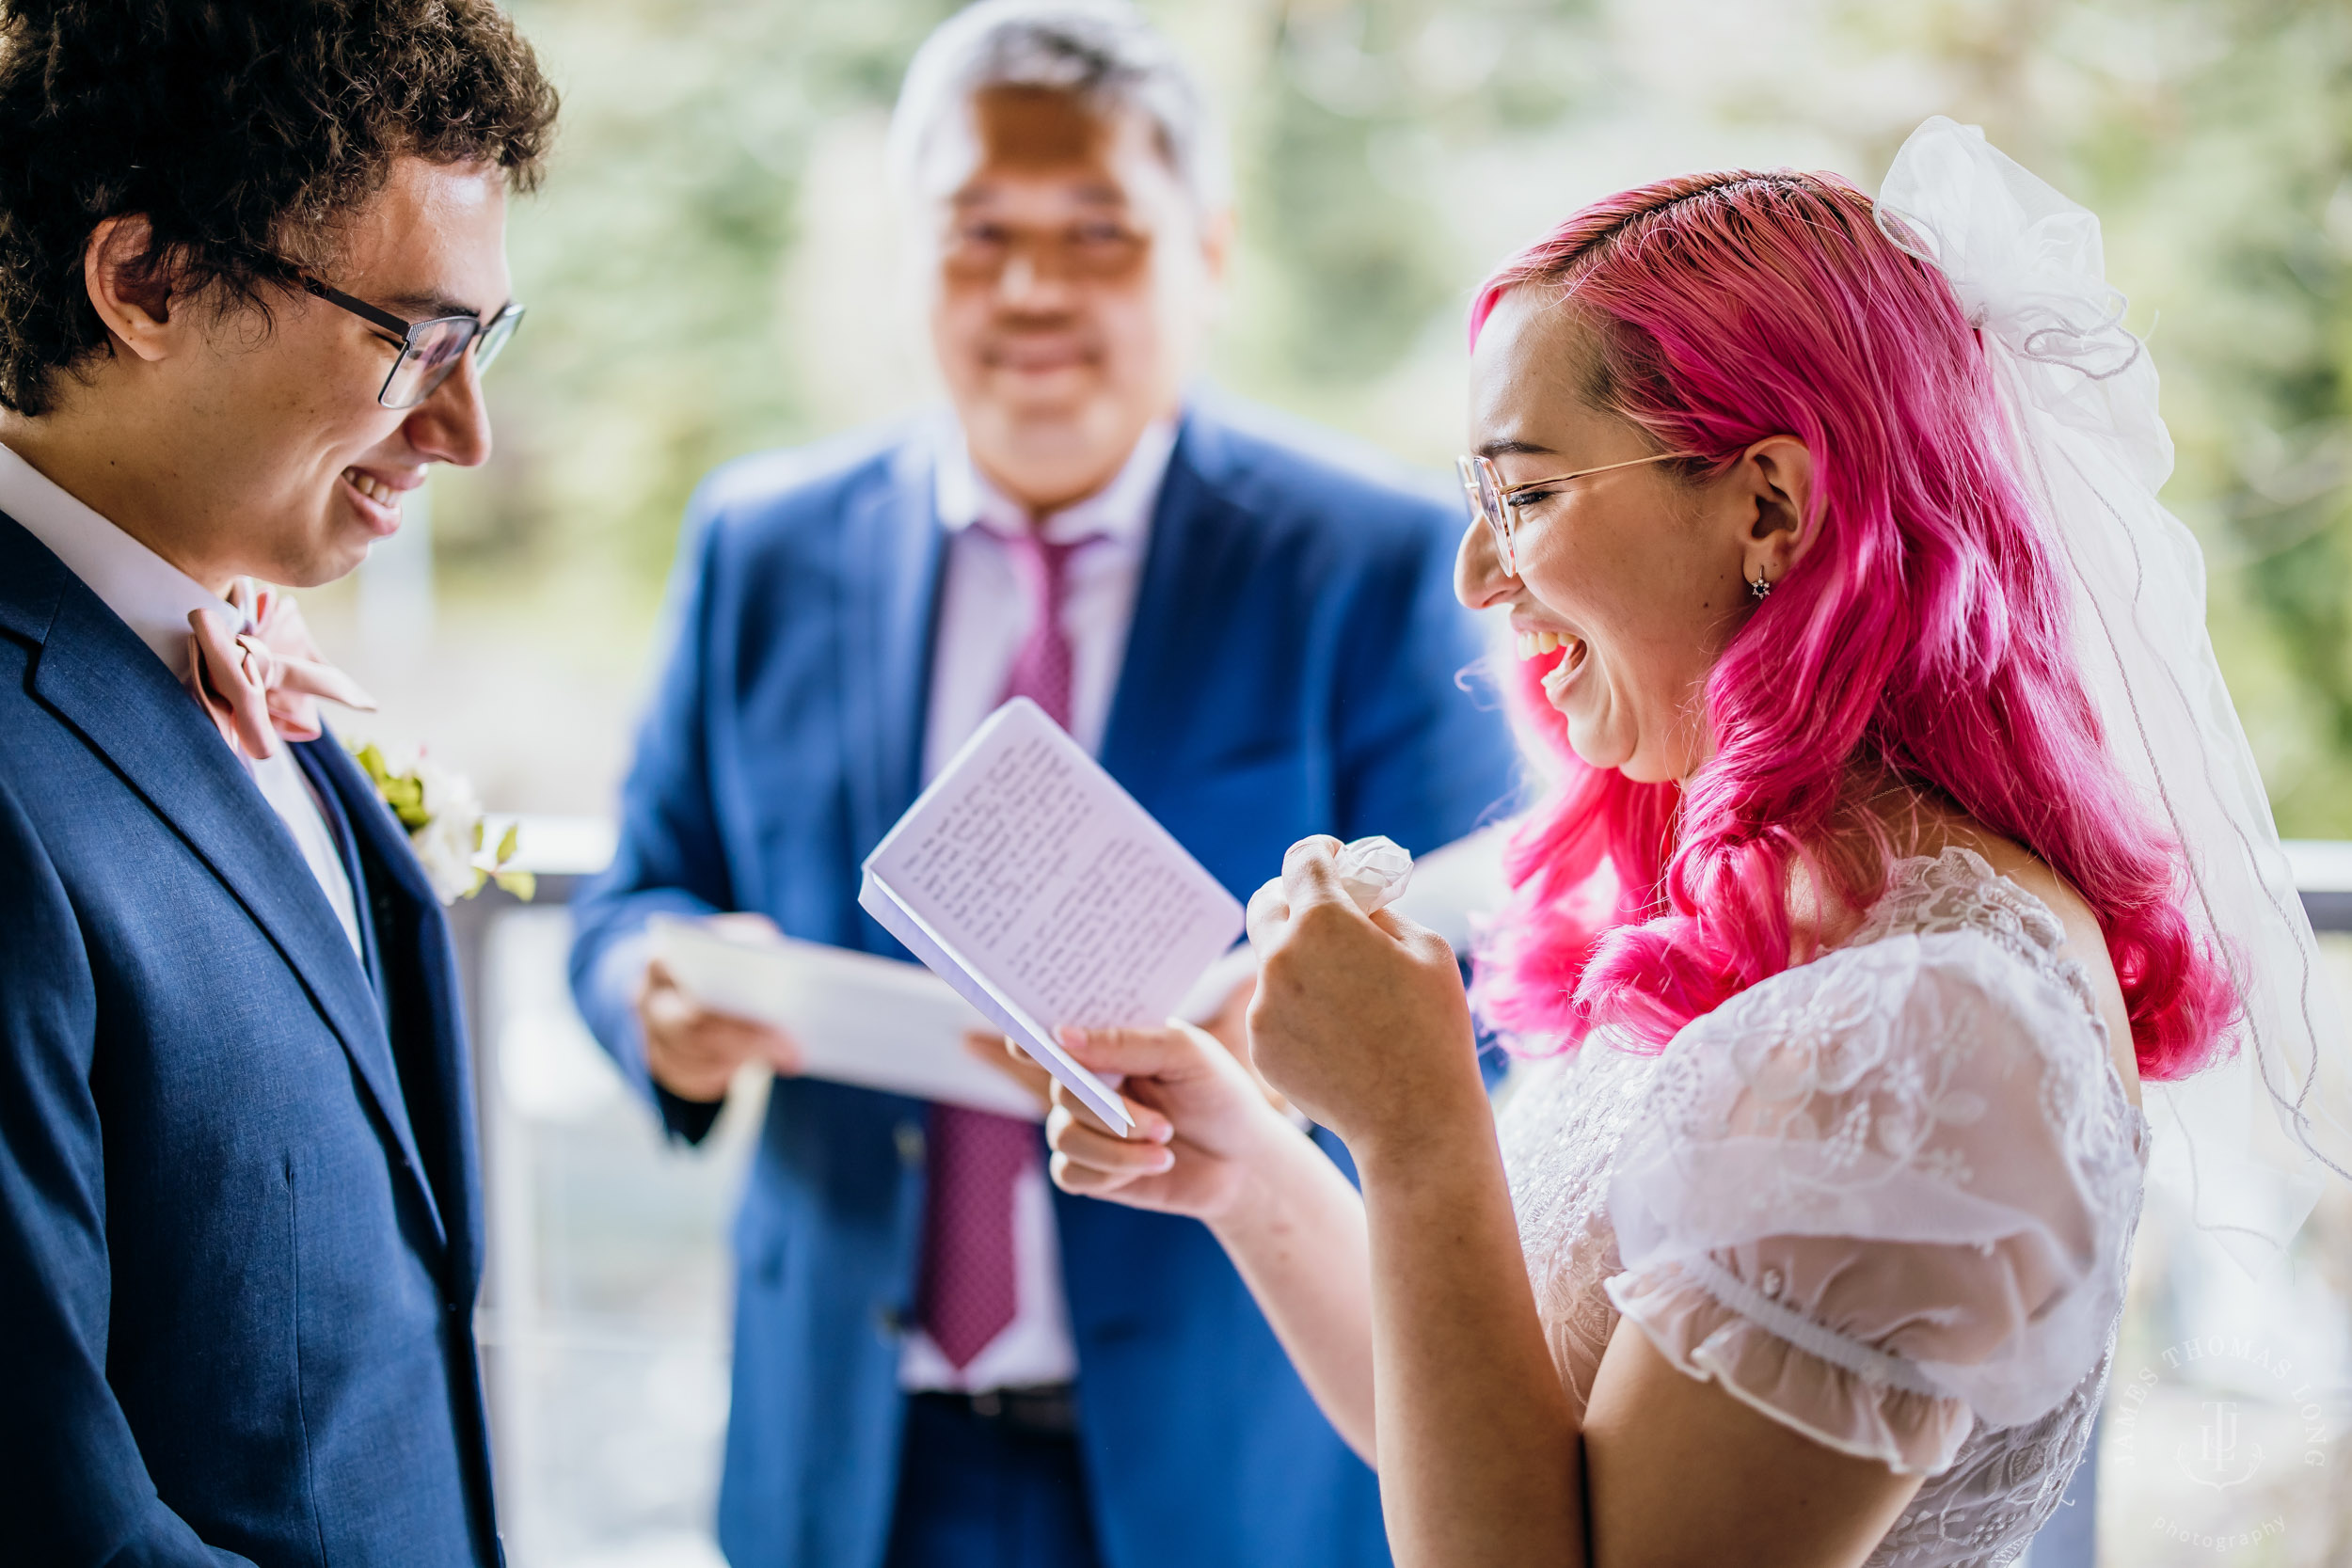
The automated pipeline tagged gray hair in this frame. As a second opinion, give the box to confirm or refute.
[887,0,1230,213]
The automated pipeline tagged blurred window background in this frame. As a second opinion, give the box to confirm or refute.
[311,2,2352,1564]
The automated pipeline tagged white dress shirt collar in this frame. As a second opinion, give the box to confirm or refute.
[0,441,232,682]
[0,439,365,958]
[933,417,1177,548]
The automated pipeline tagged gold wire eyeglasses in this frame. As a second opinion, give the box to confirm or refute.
[1455,451,1679,575]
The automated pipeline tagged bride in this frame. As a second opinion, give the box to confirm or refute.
[1035,120,2320,1567]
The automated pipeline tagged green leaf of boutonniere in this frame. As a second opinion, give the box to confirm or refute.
[343,737,533,905]
[350,740,431,831]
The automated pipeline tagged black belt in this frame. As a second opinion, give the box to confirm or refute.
[913,1383,1079,1438]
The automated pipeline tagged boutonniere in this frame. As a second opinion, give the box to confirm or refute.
[349,740,536,906]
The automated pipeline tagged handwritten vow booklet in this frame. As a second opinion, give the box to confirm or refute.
[646,915,1041,1120]
[858,698,1248,1135]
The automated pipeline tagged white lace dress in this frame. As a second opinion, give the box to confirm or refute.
[1497,848,2148,1568]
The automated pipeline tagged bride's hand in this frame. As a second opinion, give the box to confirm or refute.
[1044,1021,1294,1222]
[1247,835,1484,1155]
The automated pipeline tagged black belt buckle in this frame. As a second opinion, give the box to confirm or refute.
[942,1382,1079,1438]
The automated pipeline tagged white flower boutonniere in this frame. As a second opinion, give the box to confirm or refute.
[350,740,536,906]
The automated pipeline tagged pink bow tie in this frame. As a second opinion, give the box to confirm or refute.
[186,579,377,761]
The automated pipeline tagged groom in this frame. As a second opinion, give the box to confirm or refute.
[0,2,555,1562]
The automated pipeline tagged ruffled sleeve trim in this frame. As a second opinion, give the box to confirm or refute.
[1606,1262,1976,1478]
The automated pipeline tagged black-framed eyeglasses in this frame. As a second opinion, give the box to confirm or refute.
[299,275,525,410]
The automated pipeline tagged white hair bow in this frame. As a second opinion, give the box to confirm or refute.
[1878,118,2170,490]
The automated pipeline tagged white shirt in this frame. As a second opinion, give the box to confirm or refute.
[898,418,1176,1394]
[920,418,1175,774]
[0,442,363,957]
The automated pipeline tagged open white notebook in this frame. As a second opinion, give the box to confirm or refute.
[857,699,1247,1134]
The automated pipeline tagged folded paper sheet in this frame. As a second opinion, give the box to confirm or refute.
[858,699,1248,1135]
[647,913,1041,1120]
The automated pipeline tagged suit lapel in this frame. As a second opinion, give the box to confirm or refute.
[842,436,947,873]
[3,517,444,1248]
[303,734,480,1283]
[1100,410,1239,784]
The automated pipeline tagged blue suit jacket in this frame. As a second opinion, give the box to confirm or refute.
[0,515,499,1567]
[569,403,1521,1568]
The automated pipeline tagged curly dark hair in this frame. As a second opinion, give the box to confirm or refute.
[0,0,560,414]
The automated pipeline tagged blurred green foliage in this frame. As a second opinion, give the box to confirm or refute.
[1220,1,1599,392]
[1861,0,2352,834]
[451,0,954,587]
[454,0,2352,833]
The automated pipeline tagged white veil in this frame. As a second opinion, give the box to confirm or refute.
[1876,117,2352,1274]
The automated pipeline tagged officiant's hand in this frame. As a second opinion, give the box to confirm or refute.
[1245,836,1483,1156]
[634,914,803,1102]
[1042,1021,1296,1221]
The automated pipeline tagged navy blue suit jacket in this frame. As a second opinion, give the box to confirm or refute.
[0,515,499,1566]
[569,403,1522,1568]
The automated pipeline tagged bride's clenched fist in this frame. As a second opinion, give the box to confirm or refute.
[1246,835,1486,1157]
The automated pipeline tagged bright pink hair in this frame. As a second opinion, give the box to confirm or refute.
[1466,169,2234,1082]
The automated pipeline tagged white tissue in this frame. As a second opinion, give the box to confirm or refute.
[1334,835,1413,915]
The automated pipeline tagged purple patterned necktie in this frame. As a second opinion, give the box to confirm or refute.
[915,524,1100,1370]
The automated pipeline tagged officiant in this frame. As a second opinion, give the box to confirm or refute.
[568,4,1517,1564]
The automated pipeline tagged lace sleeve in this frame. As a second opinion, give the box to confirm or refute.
[1602,928,2144,1476]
